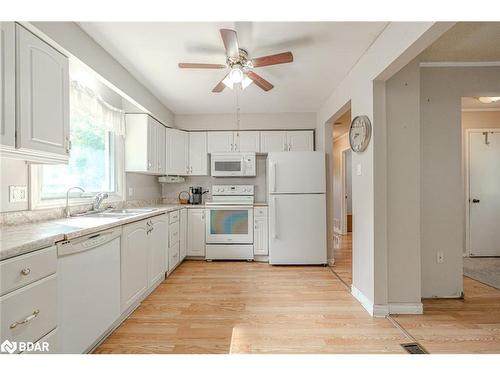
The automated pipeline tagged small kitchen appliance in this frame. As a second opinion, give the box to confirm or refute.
[189,187,207,205]
[205,185,255,260]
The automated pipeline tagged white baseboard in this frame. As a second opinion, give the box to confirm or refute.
[351,285,389,317]
[388,302,423,315]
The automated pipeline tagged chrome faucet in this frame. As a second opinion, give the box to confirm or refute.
[93,192,109,211]
[65,186,85,218]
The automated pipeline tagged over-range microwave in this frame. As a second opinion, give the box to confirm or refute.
[211,153,256,177]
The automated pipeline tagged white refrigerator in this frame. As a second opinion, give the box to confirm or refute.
[267,152,327,265]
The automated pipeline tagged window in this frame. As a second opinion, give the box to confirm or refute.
[31,77,125,209]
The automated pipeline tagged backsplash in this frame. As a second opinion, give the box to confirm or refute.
[162,155,267,204]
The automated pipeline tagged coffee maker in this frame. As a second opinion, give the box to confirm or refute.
[189,187,207,205]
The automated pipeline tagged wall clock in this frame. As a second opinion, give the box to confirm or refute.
[349,115,372,153]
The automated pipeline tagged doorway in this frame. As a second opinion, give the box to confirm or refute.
[342,148,353,234]
[462,96,500,289]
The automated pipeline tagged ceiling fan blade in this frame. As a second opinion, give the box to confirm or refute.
[247,71,274,91]
[220,29,240,59]
[212,74,228,93]
[178,63,226,69]
[252,52,293,68]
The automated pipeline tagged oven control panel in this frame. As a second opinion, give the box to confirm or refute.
[211,185,254,196]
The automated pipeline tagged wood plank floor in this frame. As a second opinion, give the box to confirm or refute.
[94,260,407,354]
[332,233,352,286]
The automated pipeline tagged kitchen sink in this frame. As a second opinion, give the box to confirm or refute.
[76,208,159,218]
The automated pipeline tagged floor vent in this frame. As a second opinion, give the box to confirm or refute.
[401,342,428,354]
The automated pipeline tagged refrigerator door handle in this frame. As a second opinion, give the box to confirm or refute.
[272,197,278,239]
[270,161,277,193]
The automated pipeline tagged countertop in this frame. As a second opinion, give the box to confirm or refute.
[0,202,268,261]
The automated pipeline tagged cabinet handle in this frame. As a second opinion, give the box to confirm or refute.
[20,268,31,276]
[10,309,40,329]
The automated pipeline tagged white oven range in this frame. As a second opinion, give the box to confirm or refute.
[205,185,254,261]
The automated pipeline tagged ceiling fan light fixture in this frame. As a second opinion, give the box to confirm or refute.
[477,96,500,104]
[222,75,234,89]
[241,74,253,89]
[229,67,244,84]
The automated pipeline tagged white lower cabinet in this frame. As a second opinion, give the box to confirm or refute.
[121,215,167,312]
[168,210,181,273]
[180,208,187,261]
[187,209,206,257]
[254,207,269,255]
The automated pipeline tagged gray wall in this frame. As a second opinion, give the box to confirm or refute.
[420,66,500,298]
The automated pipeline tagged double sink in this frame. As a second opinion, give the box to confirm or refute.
[75,207,159,219]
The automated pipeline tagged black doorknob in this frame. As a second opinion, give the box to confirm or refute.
[472,199,480,203]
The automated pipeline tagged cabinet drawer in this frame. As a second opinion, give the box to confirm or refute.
[22,328,58,354]
[169,221,180,247]
[0,246,57,296]
[254,207,268,217]
[168,243,180,272]
[0,274,57,351]
[169,210,180,224]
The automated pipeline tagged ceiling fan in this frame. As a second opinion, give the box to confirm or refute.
[178,29,293,93]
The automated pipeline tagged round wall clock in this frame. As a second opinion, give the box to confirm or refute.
[349,115,372,153]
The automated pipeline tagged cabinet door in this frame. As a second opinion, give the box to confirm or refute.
[187,209,206,257]
[166,128,189,175]
[147,120,157,173]
[207,131,234,153]
[148,215,167,287]
[121,220,148,312]
[260,131,287,153]
[156,122,166,174]
[0,22,15,147]
[236,131,260,152]
[189,132,208,175]
[16,24,69,156]
[253,208,269,255]
[179,209,187,261]
[287,131,314,151]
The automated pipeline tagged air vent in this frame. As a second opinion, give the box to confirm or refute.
[401,342,428,354]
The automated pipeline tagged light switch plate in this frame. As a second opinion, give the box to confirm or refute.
[9,185,28,203]
[356,164,362,176]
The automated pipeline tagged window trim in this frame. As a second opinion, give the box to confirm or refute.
[29,134,125,210]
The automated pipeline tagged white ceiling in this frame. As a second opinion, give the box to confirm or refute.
[78,22,388,114]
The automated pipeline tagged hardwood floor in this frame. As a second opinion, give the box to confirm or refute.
[393,276,500,354]
[332,233,352,286]
[94,260,407,354]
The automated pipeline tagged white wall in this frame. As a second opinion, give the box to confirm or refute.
[28,22,175,126]
[175,112,316,131]
[420,66,500,298]
[316,22,452,312]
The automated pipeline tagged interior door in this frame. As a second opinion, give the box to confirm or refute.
[469,131,500,256]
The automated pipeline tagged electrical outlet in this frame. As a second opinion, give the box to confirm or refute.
[9,185,27,203]
[436,251,445,264]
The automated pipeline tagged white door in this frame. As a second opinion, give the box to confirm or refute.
[236,131,260,152]
[156,122,166,174]
[268,151,326,194]
[16,24,69,156]
[469,131,500,256]
[208,131,234,153]
[260,131,287,153]
[287,131,314,151]
[180,209,187,260]
[187,209,206,256]
[0,22,15,147]
[148,215,167,287]
[121,221,148,312]
[269,194,327,265]
[189,132,208,175]
[147,120,158,173]
[166,128,189,175]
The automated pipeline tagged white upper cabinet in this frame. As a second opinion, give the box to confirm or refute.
[235,131,260,152]
[0,22,15,148]
[165,128,189,175]
[16,24,70,161]
[188,132,208,175]
[125,113,166,175]
[207,131,234,153]
[287,131,314,151]
[260,131,287,153]
[260,131,314,153]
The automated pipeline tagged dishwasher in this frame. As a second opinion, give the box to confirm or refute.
[57,227,121,353]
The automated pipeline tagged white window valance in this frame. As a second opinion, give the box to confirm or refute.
[70,80,126,137]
